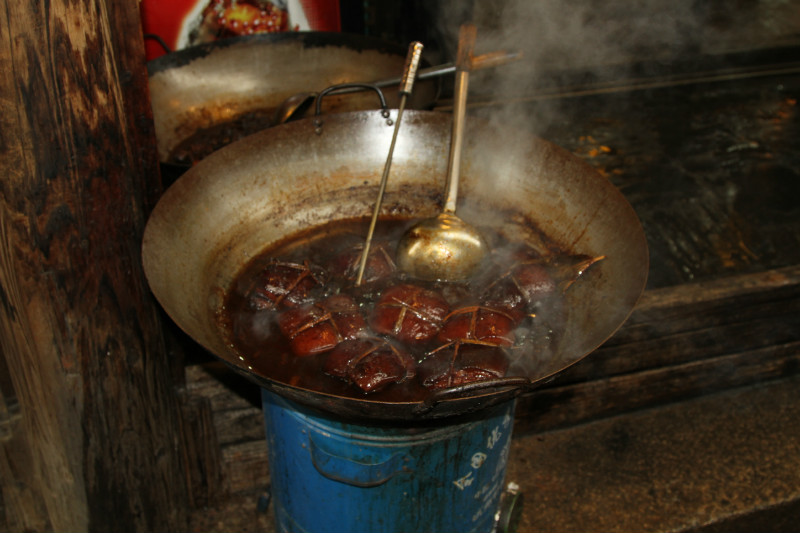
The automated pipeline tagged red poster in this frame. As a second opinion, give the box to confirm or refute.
[140,0,341,61]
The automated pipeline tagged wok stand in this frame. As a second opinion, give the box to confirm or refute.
[261,389,521,533]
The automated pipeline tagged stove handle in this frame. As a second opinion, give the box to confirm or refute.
[308,435,409,488]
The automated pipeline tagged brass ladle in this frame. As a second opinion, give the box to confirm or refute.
[396,23,489,281]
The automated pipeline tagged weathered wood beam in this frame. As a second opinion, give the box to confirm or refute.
[0,1,188,530]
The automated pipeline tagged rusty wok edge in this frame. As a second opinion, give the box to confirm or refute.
[147,31,440,164]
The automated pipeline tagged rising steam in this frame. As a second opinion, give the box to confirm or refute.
[429,0,799,120]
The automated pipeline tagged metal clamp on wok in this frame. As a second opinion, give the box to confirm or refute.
[313,83,390,133]
[412,376,532,416]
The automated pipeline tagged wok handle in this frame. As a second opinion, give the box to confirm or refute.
[413,376,531,415]
[314,83,389,117]
[143,33,172,55]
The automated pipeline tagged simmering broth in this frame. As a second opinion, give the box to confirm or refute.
[220,216,600,403]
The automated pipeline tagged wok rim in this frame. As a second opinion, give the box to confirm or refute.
[142,109,649,421]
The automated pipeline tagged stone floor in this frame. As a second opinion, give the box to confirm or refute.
[189,373,800,532]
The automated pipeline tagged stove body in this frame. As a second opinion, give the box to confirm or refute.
[262,390,515,533]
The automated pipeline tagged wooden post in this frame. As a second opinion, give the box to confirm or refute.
[0,0,189,531]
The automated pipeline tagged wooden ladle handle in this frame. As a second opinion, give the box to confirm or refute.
[444,23,477,214]
[456,23,477,71]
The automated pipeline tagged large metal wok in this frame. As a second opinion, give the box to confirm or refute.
[148,32,439,166]
[142,109,648,421]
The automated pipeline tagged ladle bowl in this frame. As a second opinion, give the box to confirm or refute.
[272,91,317,125]
[395,23,486,281]
[395,212,489,281]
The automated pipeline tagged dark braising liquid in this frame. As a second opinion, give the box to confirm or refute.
[221,216,574,403]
